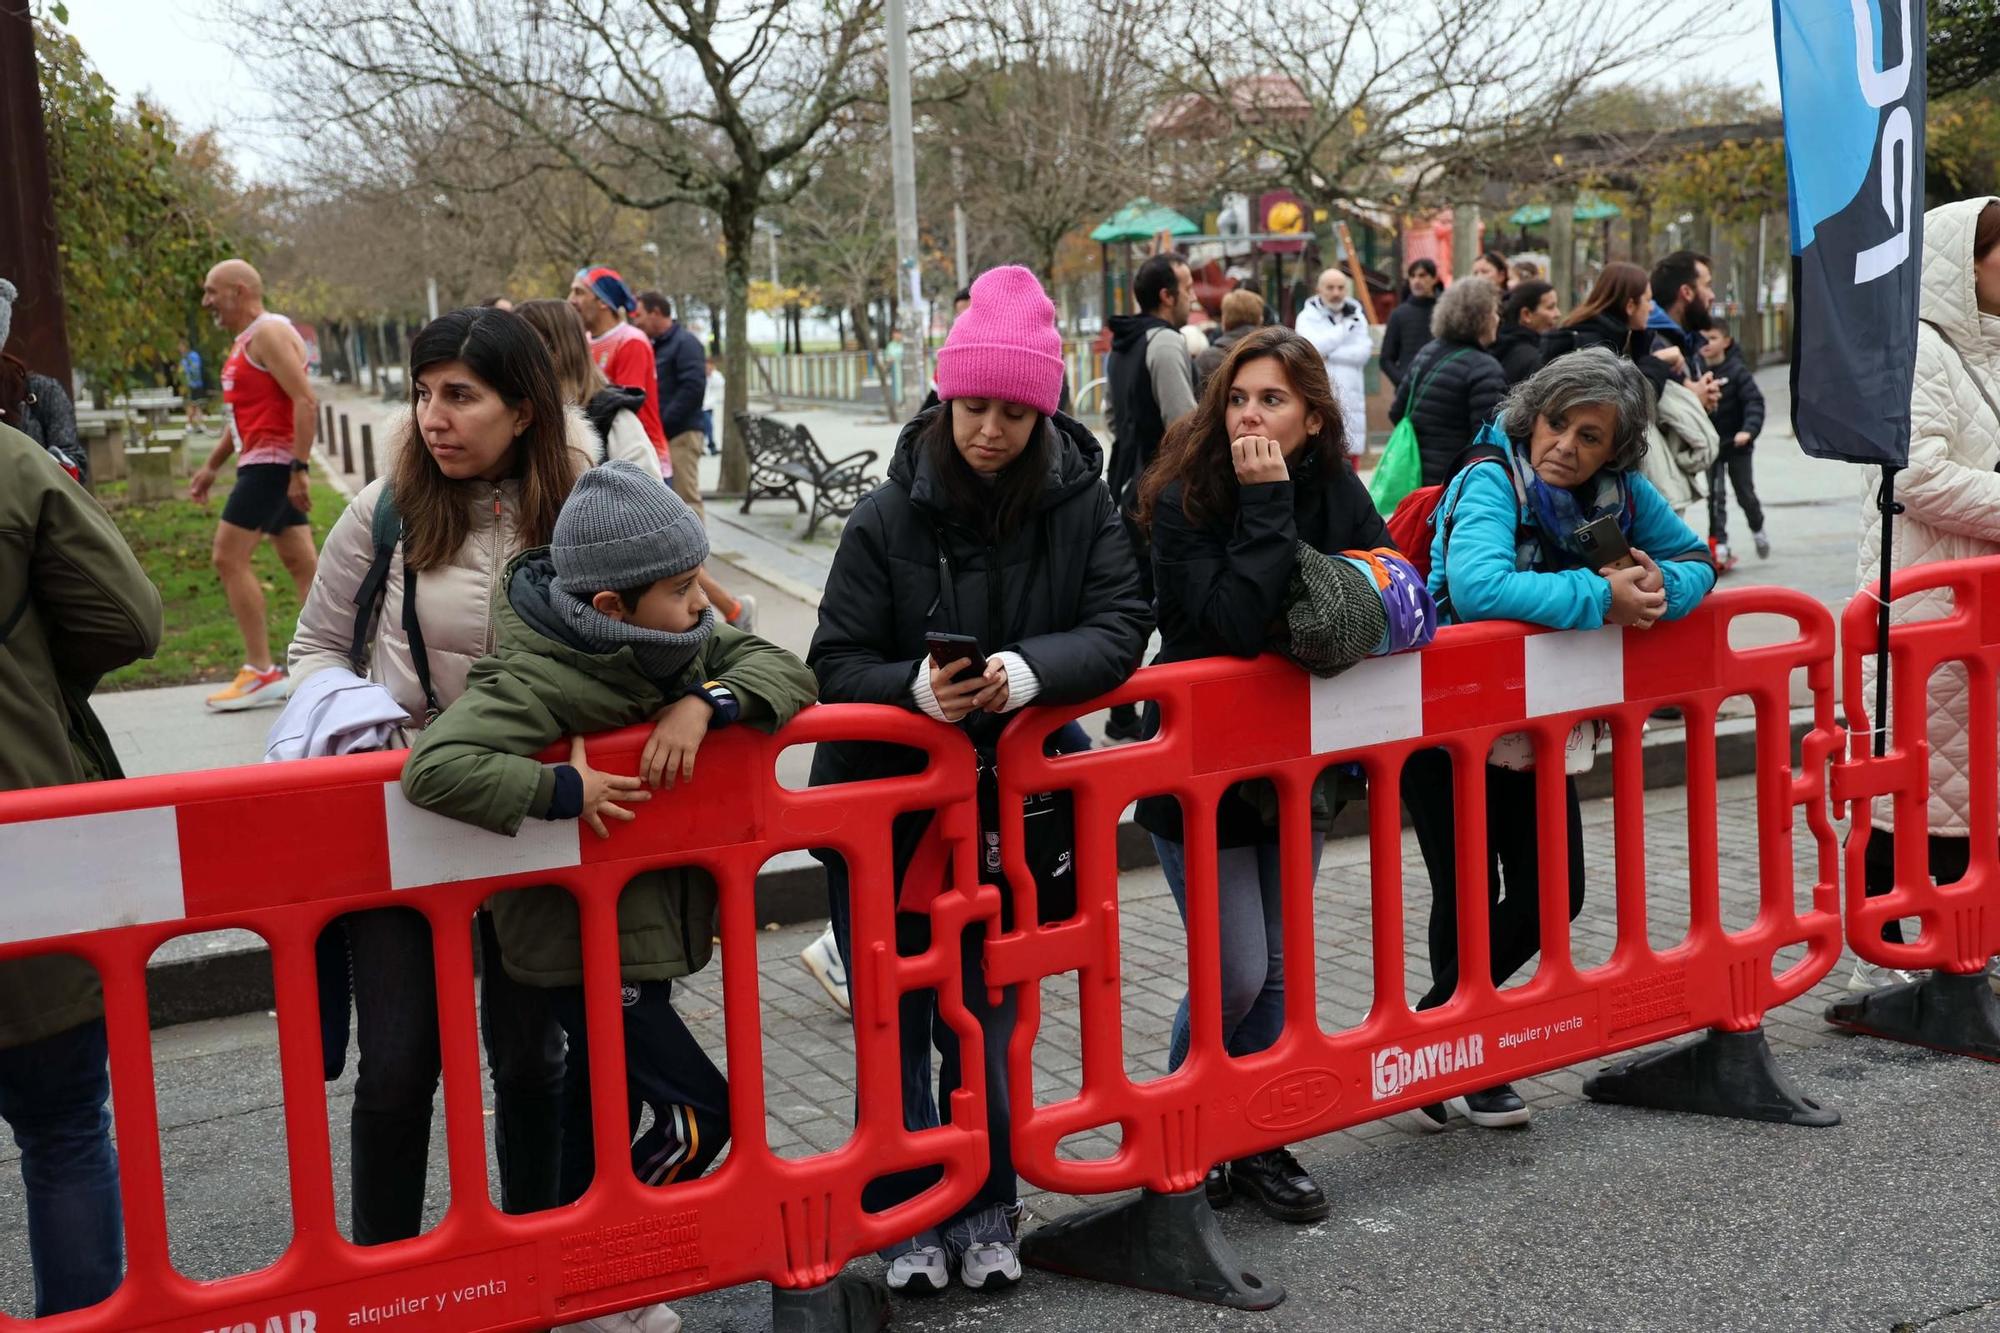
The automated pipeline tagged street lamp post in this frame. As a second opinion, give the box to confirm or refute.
[886,0,925,414]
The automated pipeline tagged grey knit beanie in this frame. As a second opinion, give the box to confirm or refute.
[0,279,15,354]
[551,459,709,597]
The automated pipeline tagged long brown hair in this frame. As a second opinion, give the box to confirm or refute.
[921,403,1050,542]
[1137,325,1347,532]
[1563,262,1650,329]
[391,307,578,571]
[514,298,606,407]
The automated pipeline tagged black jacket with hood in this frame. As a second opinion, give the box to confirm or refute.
[1705,342,1766,449]
[1137,444,1391,847]
[1106,313,1192,510]
[1542,313,1674,401]
[808,408,1152,876]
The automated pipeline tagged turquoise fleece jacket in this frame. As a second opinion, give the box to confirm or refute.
[1428,462,1716,629]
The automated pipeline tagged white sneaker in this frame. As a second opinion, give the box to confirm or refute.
[882,1238,949,1294]
[800,925,849,1014]
[727,592,758,634]
[555,1304,681,1333]
[945,1203,1023,1292]
[1847,957,1920,992]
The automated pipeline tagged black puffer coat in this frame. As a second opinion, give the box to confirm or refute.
[1492,323,1544,386]
[1378,294,1435,387]
[1388,336,1508,486]
[1137,447,1391,847]
[808,408,1152,870]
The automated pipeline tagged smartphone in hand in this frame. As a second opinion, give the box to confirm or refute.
[925,632,984,672]
[1574,515,1636,571]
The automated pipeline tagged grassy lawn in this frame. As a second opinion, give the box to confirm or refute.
[97,459,348,691]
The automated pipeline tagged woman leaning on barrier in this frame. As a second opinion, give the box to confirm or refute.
[287,308,588,1243]
[1133,326,1400,1224]
[1395,347,1715,1134]
[807,266,1150,1298]
[1850,196,2000,991]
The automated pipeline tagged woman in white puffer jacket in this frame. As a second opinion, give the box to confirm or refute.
[1851,196,2000,986]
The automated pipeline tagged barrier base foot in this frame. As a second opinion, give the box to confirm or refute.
[1021,1184,1283,1309]
[1825,970,2000,1062]
[770,1272,889,1333]
[1582,1025,1840,1127]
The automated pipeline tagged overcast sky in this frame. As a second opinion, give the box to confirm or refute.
[61,0,1786,185]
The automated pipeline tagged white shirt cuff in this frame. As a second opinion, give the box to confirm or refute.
[993,650,1041,713]
[911,660,951,723]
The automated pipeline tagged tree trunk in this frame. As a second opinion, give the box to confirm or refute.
[719,203,754,493]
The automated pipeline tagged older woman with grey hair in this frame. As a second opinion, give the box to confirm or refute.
[1387,276,1510,485]
[1393,347,1715,1134]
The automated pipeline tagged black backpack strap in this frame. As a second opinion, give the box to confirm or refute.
[401,553,443,725]
[348,483,399,675]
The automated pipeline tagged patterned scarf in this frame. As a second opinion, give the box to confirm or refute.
[1509,437,1631,572]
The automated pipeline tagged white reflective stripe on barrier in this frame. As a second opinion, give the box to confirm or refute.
[1525,628,1626,717]
[1309,653,1423,754]
[381,781,581,891]
[0,806,184,941]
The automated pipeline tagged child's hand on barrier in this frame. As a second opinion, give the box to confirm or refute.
[571,735,651,839]
[642,694,714,789]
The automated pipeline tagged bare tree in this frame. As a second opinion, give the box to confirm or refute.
[779,126,902,413]
[1143,0,1687,244]
[923,1,1153,283]
[227,0,888,489]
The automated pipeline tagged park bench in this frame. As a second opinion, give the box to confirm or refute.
[734,411,878,540]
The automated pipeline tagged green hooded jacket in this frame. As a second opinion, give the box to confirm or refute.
[401,548,816,987]
[0,424,164,1047]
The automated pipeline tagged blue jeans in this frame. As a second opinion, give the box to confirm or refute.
[825,859,1016,1252]
[0,1019,123,1315]
[1153,835,1325,1072]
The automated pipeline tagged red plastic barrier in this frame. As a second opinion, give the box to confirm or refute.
[1827,557,2000,1059]
[1832,557,2000,974]
[0,707,993,1332]
[986,588,1842,1207]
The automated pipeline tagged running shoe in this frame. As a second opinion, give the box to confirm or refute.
[1753,529,1772,559]
[800,925,849,1014]
[1450,1083,1531,1128]
[727,593,758,633]
[882,1233,950,1294]
[555,1303,681,1333]
[206,664,290,711]
[1392,1102,1450,1133]
[945,1203,1023,1292]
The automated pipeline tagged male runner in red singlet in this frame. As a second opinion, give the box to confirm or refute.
[190,259,320,710]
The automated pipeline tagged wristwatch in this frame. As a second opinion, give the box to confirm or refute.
[289,459,311,473]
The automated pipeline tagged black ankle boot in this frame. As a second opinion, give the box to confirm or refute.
[1203,1161,1233,1208]
[1228,1146,1329,1223]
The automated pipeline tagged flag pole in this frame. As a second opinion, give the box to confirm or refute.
[1873,465,1902,759]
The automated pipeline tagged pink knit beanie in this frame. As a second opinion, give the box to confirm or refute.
[933,265,1065,416]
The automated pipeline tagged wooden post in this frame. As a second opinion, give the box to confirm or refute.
[322,403,335,452]
[361,423,376,484]
[340,414,353,475]
[1550,187,1578,310]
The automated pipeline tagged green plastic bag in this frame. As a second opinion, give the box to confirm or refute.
[1367,347,1468,515]
[1367,417,1423,514]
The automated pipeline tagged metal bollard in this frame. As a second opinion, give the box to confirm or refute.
[322,403,335,453]
[361,423,376,484]
[340,414,353,475]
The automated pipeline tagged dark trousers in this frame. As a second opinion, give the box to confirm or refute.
[1858,825,1979,947]
[1402,749,1587,1011]
[825,858,1017,1237]
[343,907,566,1243]
[1706,447,1764,545]
[545,980,729,1202]
[0,1019,122,1316]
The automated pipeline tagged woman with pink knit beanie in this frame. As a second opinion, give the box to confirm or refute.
[808,264,1151,1297]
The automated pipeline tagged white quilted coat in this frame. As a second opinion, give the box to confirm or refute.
[1855,195,2000,835]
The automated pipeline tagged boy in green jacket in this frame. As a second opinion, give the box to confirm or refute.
[402,460,816,1209]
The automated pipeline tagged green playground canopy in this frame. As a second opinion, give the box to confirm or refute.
[1508,198,1624,227]
[1091,198,1203,243]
